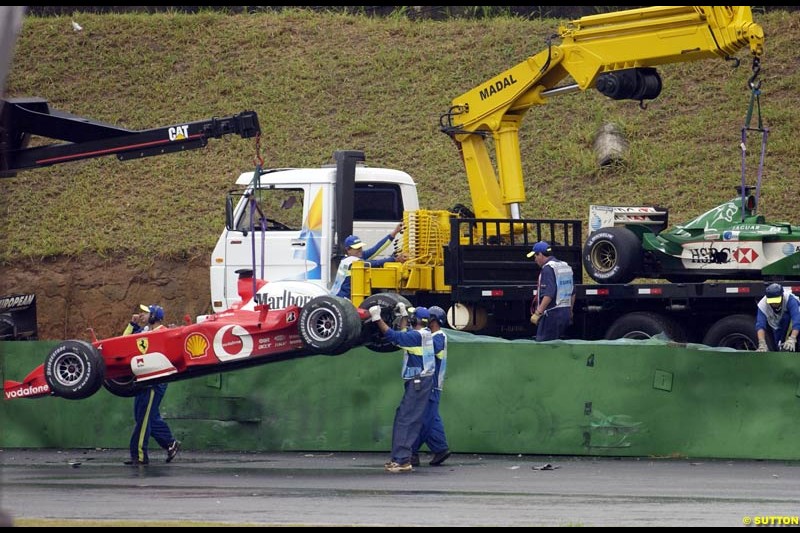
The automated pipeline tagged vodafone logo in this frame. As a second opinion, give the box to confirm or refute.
[733,248,759,264]
[5,384,50,399]
[213,325,254,362]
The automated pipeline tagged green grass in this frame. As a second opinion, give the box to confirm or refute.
[2,9,799,264]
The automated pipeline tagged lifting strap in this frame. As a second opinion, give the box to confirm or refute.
[740,57,768,221]
[249,134,266,298]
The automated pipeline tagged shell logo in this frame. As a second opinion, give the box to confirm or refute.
[213,324,254,362]
[185,333,209,359]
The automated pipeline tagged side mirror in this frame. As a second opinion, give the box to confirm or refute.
[281,195,297,210]
[225,194,235,231]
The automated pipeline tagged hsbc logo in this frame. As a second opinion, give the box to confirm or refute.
[733,248,759,264]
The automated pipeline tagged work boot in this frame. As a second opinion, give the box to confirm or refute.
[429,449,451,466]
[166,440,181,463]
[384,461,413,473]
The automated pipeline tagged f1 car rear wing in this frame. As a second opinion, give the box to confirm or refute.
[0,97,261,177]
[589,204,669,234]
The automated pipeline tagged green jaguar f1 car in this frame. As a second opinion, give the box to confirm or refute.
[583,186,800,284]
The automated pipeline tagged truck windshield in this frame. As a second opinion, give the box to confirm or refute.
[236,188,304,232]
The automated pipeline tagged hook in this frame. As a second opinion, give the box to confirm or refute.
[748,58,762,90]
[726,55,741,69]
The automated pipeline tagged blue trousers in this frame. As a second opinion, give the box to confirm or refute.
[130,383,175,463]
[413,388,449,455]
[391,375,434,464]
[536,307,570,341]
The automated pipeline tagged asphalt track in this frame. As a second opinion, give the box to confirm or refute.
[2,448,800,527]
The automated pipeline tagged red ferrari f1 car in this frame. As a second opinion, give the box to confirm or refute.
[4,272,409,401]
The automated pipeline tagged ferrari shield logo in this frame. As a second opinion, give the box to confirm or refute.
[137,338,149,354]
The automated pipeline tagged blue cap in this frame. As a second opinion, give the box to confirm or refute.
[526,241,551,258]
[766,283,783,304]
[413,306,430,320]
[344,235,364,249]
[428,305,446,325]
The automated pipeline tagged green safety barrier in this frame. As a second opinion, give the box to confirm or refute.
[3,333,800,459]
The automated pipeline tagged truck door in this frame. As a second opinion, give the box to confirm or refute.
[215,183,331,311]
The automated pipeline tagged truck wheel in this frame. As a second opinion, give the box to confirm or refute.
[299,295,355,355]
[358,292,413,353]
[604,311,687,342]
[103,376,144,398]
[583,227,642,284]
[702,314,772,351]
[44,340,105,400]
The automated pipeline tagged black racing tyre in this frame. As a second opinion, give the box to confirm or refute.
[321,295,362,356]
[298,295,354,354]
[44,340,105,400]
[358,292,413,353]
[604,312,688,342]
[583,227,642,284]
[0,313,15,340]
[103,376,145,398]
[702,314,772,351]
[341,298,365,352]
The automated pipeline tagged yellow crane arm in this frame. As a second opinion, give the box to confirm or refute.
[440,6,765,220]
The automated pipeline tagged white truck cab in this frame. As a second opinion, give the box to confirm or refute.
[210,151,419,312]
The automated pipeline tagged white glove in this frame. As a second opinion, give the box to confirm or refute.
[756,339,768,352]
[394,302,408,317]
[368,305,383,322]
[530,312,541,326]
[782,337,797,352]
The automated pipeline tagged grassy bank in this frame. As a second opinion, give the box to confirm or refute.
[3,9,799,264]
